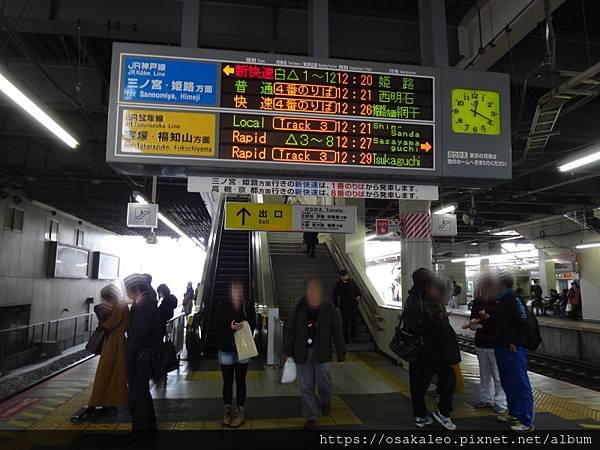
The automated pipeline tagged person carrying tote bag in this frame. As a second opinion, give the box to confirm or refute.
[215,279,257,428]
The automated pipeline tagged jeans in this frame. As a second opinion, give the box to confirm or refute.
[495,346,534,427]
[409,352,455,418]
[296,349,332,420]
[475,346,506,409]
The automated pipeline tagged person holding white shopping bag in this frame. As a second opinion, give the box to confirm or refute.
[284,279,346,429]
[215,279,256,428]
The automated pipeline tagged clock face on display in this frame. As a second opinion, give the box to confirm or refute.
[451,88,501,135]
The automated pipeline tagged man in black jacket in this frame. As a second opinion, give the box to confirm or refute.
[332,270,361,343]
[403,268,459,431]
[284,279,346,429]
[123,273,162,442]
[157,284,178,338]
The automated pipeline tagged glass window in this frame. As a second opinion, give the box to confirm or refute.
[4,206,24,232]
[46,219,59,241]
[75,228,85,247]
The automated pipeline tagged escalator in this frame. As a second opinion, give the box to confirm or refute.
[196,195,253,359]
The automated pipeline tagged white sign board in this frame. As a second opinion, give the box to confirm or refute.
[188,176,438,201]
[127,203,158,228]
[294,205,357,233]
[432,214,457,236]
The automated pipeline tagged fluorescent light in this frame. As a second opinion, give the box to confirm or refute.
[0,70,78,148]
[135,194,148,204]
[576,242,600,249]
[500,236,523,242]
[433,204,456,215]
[558,148,600,172]
[492,230,520,236]
[134,194,202,247]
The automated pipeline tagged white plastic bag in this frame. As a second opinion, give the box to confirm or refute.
[281,358,297,383]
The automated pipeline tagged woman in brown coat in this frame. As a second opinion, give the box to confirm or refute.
[87,284,129,416]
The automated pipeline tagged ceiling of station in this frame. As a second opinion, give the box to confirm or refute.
[0,0,599,254]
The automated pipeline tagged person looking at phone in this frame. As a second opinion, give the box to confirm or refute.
[215,279,256,428]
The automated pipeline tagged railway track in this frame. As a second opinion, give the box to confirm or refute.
[456,335,600,392]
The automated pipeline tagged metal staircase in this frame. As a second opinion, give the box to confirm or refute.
[268,232,375,352]
[521,62,600,163]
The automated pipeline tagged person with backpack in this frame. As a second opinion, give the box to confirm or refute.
[402,268,460,430]
[494,272,540,433]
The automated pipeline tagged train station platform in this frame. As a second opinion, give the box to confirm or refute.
[448,308,600,366]
[0,350,599,447]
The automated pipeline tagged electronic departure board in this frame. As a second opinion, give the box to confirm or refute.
[108,43,512,181]
[218,64,434,170]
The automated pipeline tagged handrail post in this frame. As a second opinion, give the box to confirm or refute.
[73,316,78,347]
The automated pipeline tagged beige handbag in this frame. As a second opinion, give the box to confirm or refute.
[234,320,258,360]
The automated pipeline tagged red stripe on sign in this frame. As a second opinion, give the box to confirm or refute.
[401,213,432,238]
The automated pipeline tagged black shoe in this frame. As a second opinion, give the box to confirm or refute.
[321,403,331,416]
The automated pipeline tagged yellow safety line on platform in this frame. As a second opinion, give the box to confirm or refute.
[186,370,263,381]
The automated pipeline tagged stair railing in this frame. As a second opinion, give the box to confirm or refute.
[325,238,384,333]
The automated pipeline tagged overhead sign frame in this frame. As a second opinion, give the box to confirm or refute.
[107,43,511,183]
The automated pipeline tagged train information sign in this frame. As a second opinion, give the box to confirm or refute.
[107,44,511,181]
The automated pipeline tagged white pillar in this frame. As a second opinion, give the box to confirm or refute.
[537,249,556,295]
[400,200,432,300]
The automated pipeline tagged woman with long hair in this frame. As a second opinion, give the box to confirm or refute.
[215,279,256,428]
[87,284,129,417]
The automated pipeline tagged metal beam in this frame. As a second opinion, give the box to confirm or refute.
[181,0,201,48]
[418,0,448,67]
[455,0,567,70]
[308,0,329,58]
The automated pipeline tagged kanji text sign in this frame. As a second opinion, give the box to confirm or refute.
[224,202,356,233]
[121,109,216,157]
[188,176,439,201]
[120,57,218,106]
[108,44,511,181]
[225,203,292,232]
[108,44,441,178]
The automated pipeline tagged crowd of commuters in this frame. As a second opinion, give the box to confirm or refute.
[529,281,582,319]
[82,261,548,437]
[400,268,538,433]
[82,275,202,442]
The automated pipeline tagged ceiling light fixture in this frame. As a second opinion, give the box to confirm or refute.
[433,204,456,215]
[575,242,600,249]
[0,70,79,148]
[558,147,600,172]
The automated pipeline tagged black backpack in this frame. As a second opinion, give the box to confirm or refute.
[514,296,542,351]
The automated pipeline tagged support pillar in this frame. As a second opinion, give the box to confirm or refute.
[181,0,201,48]
[538,250,556,295]
[418,0,449,67]
[308,0,329,58]
[400,200,432,300]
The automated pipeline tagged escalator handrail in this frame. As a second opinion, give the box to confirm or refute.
[198,194,227,350]
[325,238,385,332]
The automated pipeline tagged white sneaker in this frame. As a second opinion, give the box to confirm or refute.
[414,416,433,428]
[432,410,456,430]
[511,422,535,433]
[494,405,507,414]
[497,414,518,423]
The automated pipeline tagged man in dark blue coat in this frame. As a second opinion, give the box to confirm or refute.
[123,273,162,442]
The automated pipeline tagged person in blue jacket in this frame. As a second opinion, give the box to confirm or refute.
[494,272,535,433]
